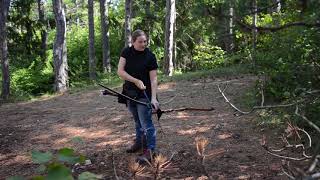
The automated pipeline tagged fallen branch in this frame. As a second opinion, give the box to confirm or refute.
[110,148,119,180]
[217,84,298,115]
[294,105,320,134]
[158,107,215,114]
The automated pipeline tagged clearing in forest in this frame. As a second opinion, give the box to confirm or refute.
[0,76,286,179]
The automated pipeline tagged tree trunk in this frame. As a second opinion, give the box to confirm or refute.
[272,0,281,13]
[100,0,111,73]
[145,0,152,45]
[226,0,234,53]
[0,0,10,100]
[75,0,80,26]
[164,0,175,76]
[38,0,47,62]
[88,0,96,79]
[252,0,257,69]
[53,0,68,93]
[124,0,132,47]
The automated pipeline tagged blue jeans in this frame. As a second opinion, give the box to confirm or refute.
[127,98,156,151]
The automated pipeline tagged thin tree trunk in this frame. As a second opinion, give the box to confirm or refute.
[164,0,175,76]
[0,0,10,100]
[38,0,47,62]
[53,0,68,93]
[172,7,177,69]
[100,0,111,73]
[252,0,257,69]
[272,0,281,13]
[124,0,132,47]
[145,0,151,45]
[75,0,80,26]
[226,0,234,53]
[88,0,96,79]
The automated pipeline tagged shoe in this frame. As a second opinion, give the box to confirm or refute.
[126,138,147,153]
[136,149,157,164]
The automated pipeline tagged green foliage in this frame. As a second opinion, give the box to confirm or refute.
[31,151,53,164]
[78,172,102,180]
[11,63,54,97]
[9,147,99,179]
[193,45,225,70]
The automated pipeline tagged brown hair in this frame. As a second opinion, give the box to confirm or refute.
[132,29,147,42]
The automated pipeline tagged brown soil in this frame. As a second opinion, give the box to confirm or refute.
[0,76,288,179]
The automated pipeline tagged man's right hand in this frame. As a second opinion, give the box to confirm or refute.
[134,79,146,90]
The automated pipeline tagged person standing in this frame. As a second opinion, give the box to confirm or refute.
[117,29,159,161]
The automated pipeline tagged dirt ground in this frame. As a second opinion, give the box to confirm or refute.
[0,76,289,179]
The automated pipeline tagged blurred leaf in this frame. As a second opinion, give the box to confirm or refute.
[57,148,79,164]
[71,136,84,144]
[31,151,53,164]
[6,176,26,180]
[36,164,46,173]
[46,164,73,180]
[31,176,45,180]
[78,172,103,180]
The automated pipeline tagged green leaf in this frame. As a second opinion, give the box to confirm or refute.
[46,164,73,180]
[57,148,79,164]
[36,164,46,173]
[31,151,53,164]
[31,176,45,180]
[6,176,25,180]
[71,136,84,144]
[78,172,102,180]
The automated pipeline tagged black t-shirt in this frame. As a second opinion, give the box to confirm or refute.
[120,46,158,99]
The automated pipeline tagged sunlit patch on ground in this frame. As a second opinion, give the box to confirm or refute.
[177,126,211,135]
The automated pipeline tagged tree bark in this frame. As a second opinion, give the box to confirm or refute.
[100,0,111,73]
[124,0,132,47]
[38,0,47,62]
[88,0,96,79]
[164,0,175,76]
[53,0,68,93]
[75,0,80,26]
[252,0,258,69]
[272,0,281,13]
[0,0,10,100]
[145,0,152,45]
[226,0,234,53]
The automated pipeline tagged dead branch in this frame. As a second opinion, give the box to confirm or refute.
[159,107,215,114]
[217,84,298,114]
[295,105,320,134]
[308,155,320,173]
[237,20,320,33]
[111,148,120,180]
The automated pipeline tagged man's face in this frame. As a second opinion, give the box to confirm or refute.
[133,35,147,51]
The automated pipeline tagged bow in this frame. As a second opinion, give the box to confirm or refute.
[98,83,163,120]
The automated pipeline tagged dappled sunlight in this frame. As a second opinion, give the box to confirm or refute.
[218,133,233,140]
[158,82,176,91]
[177,126,211,135]
[104,138,128,146]
[176,111,190,118]
[0,154,30,166]
[31,134,51,141]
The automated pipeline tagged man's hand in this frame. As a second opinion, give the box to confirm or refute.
[151,98,159,110]
[134,79,146,90]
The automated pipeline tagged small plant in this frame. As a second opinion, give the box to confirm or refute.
[7,147,101,180]
[128,159,146,179]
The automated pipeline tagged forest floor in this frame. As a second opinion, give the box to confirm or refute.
[0,75,289,179]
